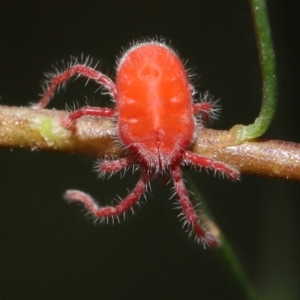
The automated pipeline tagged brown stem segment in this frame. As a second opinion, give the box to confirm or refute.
[1,105,300,180]
[191,129,300,180]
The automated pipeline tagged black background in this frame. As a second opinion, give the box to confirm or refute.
[0,1,299,299]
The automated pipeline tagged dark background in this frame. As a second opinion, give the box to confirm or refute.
[0,1,299,299]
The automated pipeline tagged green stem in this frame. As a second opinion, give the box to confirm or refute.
[185,173,261,300]
[231,0,277,143]
[218,235,261,300]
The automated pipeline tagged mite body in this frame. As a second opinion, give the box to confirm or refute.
[116,43,195,170]
[34,40,239,247]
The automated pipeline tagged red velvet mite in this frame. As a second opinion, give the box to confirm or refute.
[33,39,239,247]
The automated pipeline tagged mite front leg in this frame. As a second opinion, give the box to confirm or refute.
[32,63,117,109]
[62,106,116,127]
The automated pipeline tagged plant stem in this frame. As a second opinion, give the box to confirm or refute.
[186,175,261,300]
[1,106,300,180]
[231,0,277,143]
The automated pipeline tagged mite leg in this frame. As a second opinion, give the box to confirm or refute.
[170,163,218,247]
[192,102,214,116]
[32,64,117,109]
[62,106,116,127]
[95,156,136,178]
[183,150,240,180]
[193,92,220,124]
[64,171,149,221]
